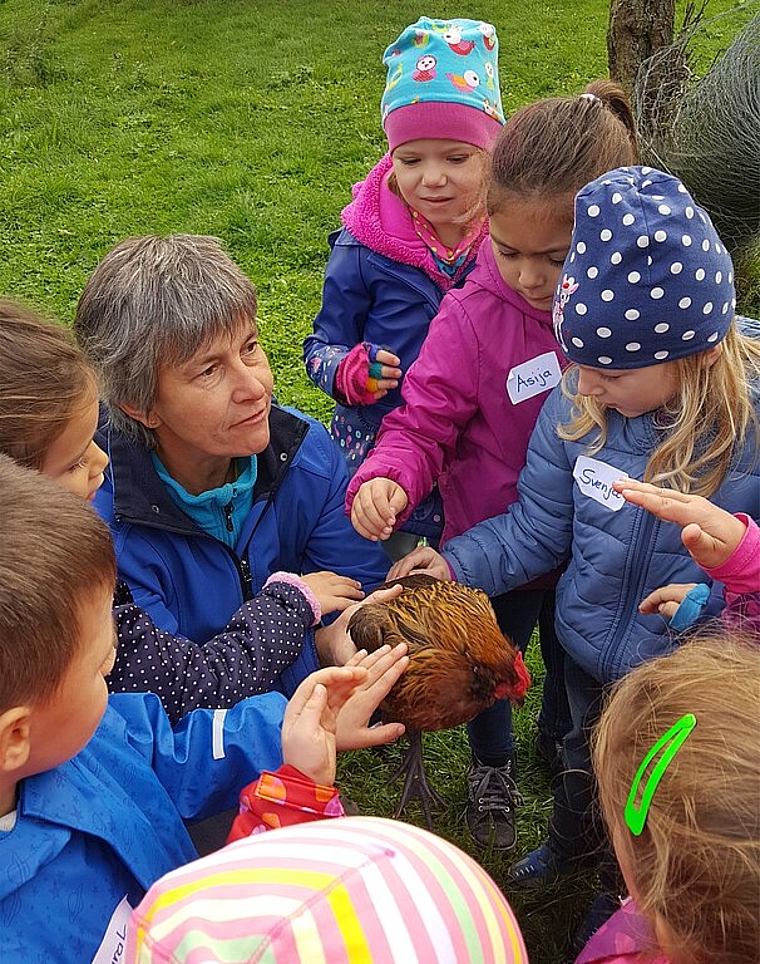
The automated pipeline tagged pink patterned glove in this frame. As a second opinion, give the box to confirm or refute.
[335,342,385,405]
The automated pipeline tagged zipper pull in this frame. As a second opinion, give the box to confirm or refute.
[224,501,234,532]
[239,556,253,599]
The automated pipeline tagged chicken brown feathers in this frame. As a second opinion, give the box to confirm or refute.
[348,573,531,733]
[348,573,530,826]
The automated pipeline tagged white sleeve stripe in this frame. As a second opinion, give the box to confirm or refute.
[211,708,227,760]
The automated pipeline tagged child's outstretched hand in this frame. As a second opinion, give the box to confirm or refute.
[637,582,698,619]
[335,642,409,750]
[351,477,409,541]
[387,545,452,581]
[282,664,368,786]
[613,478,747,570]
[301,571,365,616]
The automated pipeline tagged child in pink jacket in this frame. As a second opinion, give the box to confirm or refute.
[303,17,505,558]
[346,80,639,852]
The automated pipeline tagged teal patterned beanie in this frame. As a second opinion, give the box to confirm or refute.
[381,17,504,152]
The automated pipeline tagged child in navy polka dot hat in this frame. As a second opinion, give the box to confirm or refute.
[553,165,736,369]
[385,165,760,939]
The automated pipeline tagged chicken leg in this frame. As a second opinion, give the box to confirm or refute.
[388,728,446,829]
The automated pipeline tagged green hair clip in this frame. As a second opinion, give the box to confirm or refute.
[624,712,697,836]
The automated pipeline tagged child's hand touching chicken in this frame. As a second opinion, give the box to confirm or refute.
[300,571,365,615]
[350,477,409,541]
[228,643,409,843]
[282,665,367,787]
[284,644,410,785]
[315,583,405,666]
[335,642,409,750]
[387,544,453,581]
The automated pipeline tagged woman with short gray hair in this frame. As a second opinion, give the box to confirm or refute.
[75,234,390,699]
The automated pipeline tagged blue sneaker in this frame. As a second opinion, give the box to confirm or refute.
[506,841,576,890]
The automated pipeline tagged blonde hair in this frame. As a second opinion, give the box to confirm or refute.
[558,323,760,497]
[594,636,760,964]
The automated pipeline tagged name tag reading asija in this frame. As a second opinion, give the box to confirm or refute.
[506,352,562,405]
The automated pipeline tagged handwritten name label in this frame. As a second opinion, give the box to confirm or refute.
[573,456,627,511]
[506,351,562,405]
[91,895,132,964]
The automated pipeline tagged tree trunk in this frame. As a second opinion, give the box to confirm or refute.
[607,0,676,100]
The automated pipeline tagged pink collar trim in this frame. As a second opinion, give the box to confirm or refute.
[340,154,486,290]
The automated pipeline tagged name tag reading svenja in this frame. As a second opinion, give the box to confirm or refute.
[573,456,627,511]
[506,351,562,405]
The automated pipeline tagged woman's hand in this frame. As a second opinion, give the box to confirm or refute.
[351,478,409,541]
[387,545,452,581]
[301,571,364,617]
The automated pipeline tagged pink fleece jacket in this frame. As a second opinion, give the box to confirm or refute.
[346,239,568,544]
[341,152,488,291]
[575,898,668,964]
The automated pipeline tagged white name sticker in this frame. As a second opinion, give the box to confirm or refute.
[573,456,627,511]
[506,351,562,405]
[91,895,132,964]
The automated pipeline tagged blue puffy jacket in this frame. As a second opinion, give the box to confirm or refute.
[94,405,390,695]
[0,691,285,963]
[444,377,760,682]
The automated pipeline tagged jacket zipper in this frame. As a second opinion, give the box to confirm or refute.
[223,501,234,533]
[604,508,656,679]
[369,253,444,311]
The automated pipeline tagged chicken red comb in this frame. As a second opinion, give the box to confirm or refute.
[512,650,531,701]
[493,650,531,704]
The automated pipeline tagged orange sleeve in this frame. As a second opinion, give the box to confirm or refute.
[227,765,346,843]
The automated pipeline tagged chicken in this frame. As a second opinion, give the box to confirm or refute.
[348,573,530,826]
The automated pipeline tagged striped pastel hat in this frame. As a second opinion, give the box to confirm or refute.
[127,816,528,963]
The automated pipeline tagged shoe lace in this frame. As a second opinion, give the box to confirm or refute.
[470,764,522,813]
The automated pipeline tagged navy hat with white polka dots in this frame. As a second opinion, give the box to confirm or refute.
[552,165,736,369]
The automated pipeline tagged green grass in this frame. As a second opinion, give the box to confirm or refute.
[1,2,756,961]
